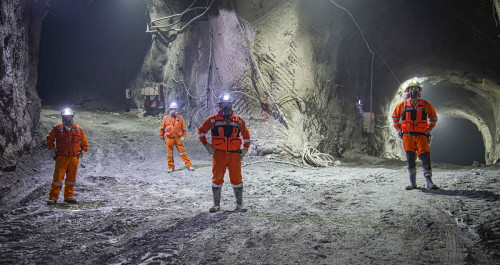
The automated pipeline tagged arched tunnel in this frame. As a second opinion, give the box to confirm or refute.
[1,0,500,264]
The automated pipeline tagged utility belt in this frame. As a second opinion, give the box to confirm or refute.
[403,132,427,136]
[215,149,242,154]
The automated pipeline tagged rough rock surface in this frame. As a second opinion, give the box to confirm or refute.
[0,0,48,170]
[132,0,365,159]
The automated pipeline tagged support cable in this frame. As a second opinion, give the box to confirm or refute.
[328,0,401,113]
[148,0,216,33]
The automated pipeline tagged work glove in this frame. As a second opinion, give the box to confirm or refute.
[77,151,85,159]
[180,136,186,142]
[426,129,432,146]
[397,129,403,139]
[204,143,215,155]
[50,149,56,160]
[240,147,248,159]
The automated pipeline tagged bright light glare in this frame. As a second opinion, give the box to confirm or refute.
[223,94,230,101]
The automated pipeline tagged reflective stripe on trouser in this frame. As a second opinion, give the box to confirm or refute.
[212,151,242,186]
[402,134,430,157]
[49,156,79,200]
[165,137,192,169]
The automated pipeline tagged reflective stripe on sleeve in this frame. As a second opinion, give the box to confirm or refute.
[243,139,251,143]
[179,153,187,156]
[166,154,173,158]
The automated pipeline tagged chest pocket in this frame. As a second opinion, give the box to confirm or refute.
[72,130,82,142]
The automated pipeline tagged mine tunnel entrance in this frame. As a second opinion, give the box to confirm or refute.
[431,116,485,165]
[36,0,149,110]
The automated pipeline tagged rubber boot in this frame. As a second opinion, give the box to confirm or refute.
[405,169,417,190]
[233,186,247,212]
[405,151,417,190]
[420,152,438,189]
[425,175,438,189]
[209,186,221,213]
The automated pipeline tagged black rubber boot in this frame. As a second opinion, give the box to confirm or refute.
[64,198,77,204]
[209,186,221,212]
[405,169,417,190]
[405,151,417,190]
[233,186,247,212]
[419,152,438,189]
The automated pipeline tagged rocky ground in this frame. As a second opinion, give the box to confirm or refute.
[0,107,499,264]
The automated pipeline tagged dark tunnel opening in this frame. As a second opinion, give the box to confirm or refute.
[36,0,149,110]
[431,116,485,165]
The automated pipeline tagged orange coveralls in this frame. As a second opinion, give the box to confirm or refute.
[46,123,89,201]
[198,113,251,187]
[160,114,192,170]
[392,98,438,156]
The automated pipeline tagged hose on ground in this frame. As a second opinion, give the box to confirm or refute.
[302,143,337,168]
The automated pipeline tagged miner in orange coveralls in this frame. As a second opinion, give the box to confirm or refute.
[160,101,194,173]
[392,81,439,190]
[198,93,251,212]
[46,108,89,205]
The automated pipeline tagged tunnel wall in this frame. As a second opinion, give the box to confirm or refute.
[132,0,366,157]
[0,0,47,171]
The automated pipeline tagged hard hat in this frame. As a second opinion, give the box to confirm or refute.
[61,108,74,116]
[169,102,178,109]
[218,93,233,104]
[405,81,422,92]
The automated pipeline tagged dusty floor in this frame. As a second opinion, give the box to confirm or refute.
[0,107,499,264]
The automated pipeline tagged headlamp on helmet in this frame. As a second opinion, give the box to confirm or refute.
[405,81,422,99]
[61,108,75,117]
[169,101,179,116]
[169,102,178,109]
[218,93,233,116]
[218,93,233,104]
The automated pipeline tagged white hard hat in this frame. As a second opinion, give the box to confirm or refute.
[169,102,178,109]
[218,93,233,103]
[61,108,74,116]
[405,81,422,92]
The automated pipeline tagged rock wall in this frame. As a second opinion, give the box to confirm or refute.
[0,0,48,171]
[133,0,366,158]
